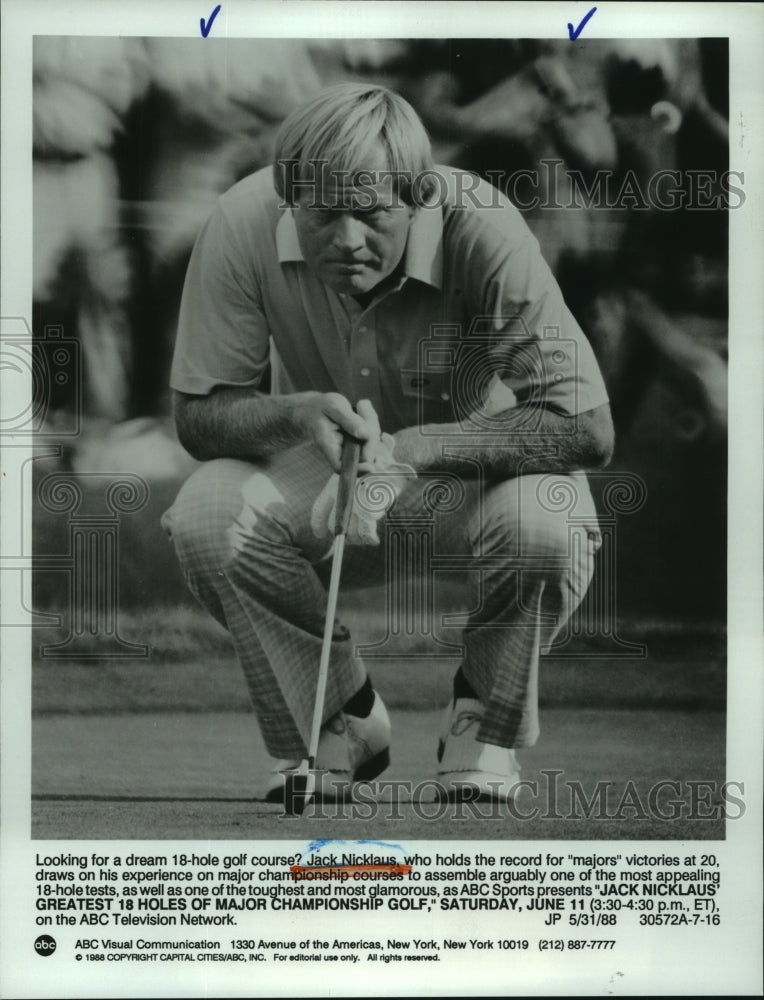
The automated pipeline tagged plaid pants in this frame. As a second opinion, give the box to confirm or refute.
[162,442,601,757]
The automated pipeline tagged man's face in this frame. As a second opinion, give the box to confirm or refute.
[292,168,414,296]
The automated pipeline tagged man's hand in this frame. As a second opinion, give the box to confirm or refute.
[391,402,614,479]
[293,393,377,471]
[355,398,400,471]
[310,398,416,547]
[173,389,390,469]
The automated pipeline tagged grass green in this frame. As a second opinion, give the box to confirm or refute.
[32,603,725,715]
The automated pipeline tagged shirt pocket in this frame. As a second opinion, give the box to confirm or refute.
[399,368,455,425]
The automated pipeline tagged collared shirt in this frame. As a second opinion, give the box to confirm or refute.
[171,165,608,433]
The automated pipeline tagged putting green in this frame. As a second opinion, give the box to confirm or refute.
[32,708,726,840]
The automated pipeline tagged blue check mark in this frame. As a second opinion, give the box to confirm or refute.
[568,6,597,40]
[200,4,221,38]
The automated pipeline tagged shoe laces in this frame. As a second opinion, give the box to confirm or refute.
[345,722,372,758]
[324,714,346,736]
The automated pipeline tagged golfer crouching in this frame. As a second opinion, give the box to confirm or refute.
[161,83,614,806]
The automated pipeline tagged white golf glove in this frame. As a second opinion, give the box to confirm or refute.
[479,372,518,417]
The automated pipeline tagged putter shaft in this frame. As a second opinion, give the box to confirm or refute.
[307,530,348,768]
[300,437,362,803]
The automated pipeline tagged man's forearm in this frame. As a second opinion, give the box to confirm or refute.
[392,403,615,479]
[173,388,315,462]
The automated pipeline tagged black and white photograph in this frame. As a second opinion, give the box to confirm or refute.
[1,2,762,997]
[25,28,735,837]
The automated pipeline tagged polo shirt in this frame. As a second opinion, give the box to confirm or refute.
[171,165,608,434]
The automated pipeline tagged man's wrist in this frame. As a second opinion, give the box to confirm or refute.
[391,423,460,472]
[390,427,417,468]
[283,391,321,440]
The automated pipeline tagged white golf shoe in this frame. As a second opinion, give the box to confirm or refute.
[265,691,391,803]
[436,698,522,802]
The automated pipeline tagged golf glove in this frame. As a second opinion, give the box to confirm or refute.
[479,372,518,416]
[311,432,415,547]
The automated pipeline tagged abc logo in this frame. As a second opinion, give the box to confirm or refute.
[34,934,57,957]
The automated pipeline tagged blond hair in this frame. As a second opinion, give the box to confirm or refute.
[273,83,436,207]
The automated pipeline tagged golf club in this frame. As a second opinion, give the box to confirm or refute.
[283,433,362,816]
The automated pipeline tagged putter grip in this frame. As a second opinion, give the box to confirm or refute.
[335,436,362,536]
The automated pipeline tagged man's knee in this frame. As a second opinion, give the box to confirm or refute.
[162,459,271,574]
[479,475,598,561]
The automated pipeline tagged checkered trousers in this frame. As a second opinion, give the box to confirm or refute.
[161,442,601,757]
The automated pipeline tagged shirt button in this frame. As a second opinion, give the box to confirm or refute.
[440,391,450,401]
[359,325,368,333]
[360,367,371,377]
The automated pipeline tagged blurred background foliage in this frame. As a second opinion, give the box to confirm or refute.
[32,37,729,624]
